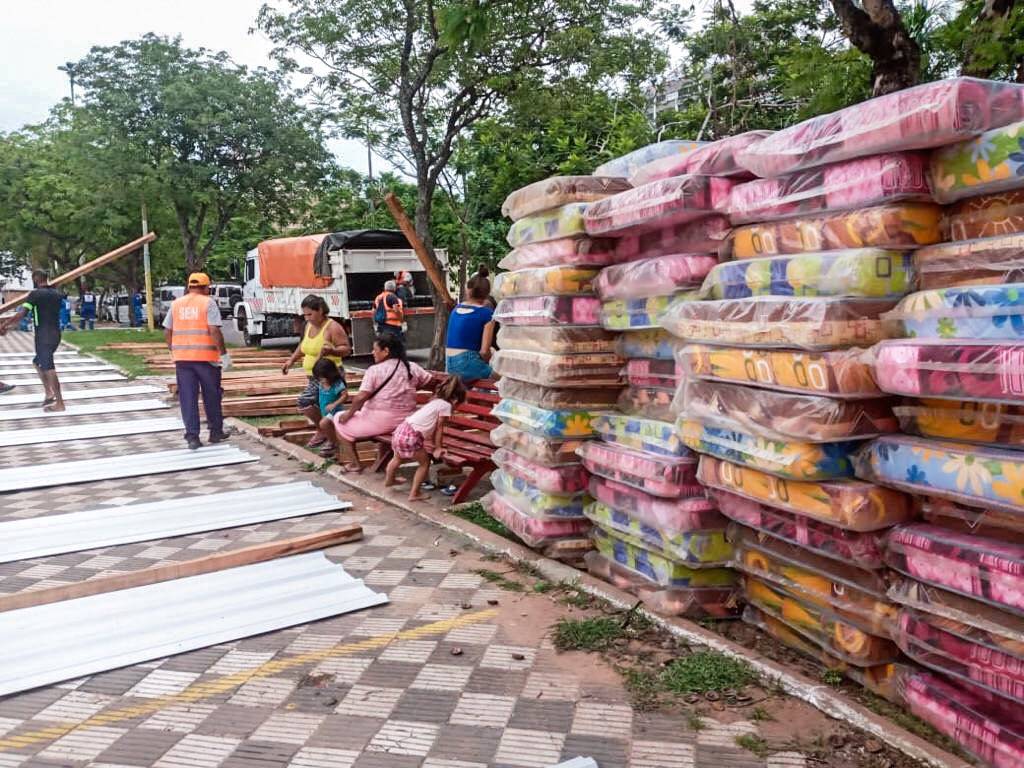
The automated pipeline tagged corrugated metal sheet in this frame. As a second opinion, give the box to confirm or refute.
[0,416,182,447]
[0,552,387,696]
[550,760,598,768]
[0,385,163,406]
[0,351,82,359]
[0,444,258,492]
[0,398,168,422]
[0,482,352,563]
[0,364,116,375]
[0,373,125,385]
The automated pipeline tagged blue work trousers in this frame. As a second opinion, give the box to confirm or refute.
[175,361,223,439]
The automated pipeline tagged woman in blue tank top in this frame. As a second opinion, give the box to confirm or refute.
[446,268,497,383]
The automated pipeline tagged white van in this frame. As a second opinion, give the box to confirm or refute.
[156,286,185,324]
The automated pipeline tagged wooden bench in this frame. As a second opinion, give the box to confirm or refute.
[435,381,500,504]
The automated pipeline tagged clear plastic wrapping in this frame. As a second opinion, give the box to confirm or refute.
[576,440,699,499]
[600,292,698,331]
[613,215,732,261]
[873,340,1024,405]
[506,203,588,247]
[732,525,898,639]
[496,325,618,355]
[889,576,1024,645]
[678,344,882,398]
[484,492,591,549]
[734,77,1024,178]
[492,266,600,300]
[711,489,887,569]
[698,455,911,532]
[501,176,632,221]
[702,248,914,300]
[595,140,707,179]
[491,398,603,439]
[730,202,943,259]
[617,385,675,421]
[584,551,741,619]
[931,118,1024,204]
[590,526,738,588]
[492,447,589,494]
[624,359,682,389]
[660,296,895,350]
[678,419,861,481]
[593,253,718,301]
[592,413,691,457]
[921,498,1024,542]
[493,295,601,326]
[490,349,623,387]
[902,671,1024,768]
[589,477,722,530]
[585,502,733,567]
[743,578,899,665]
[499,236,618,270]
[895,398,1024,448]
[885,523,1024,615]
[490,468,589,518]
[944,190,1024,241]
[583,176,734,238]
[497,378,623,410]
[617,330,681,361]
[896,609,1024,706]
[491,424,585,467]
[860,435,1024,514]
[884,283,1024,340]
[630,131,774,185]
[676,379,898,443]
[914,233,1024,289]
[728,153,932,225]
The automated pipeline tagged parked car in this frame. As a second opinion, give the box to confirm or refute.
[105,293,148,325]
[156,286,185,324]
[211,283,242,318]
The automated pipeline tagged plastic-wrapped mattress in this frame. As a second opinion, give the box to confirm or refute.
[894,398,1024,448]
[734,77,1024,178]
[660,296,895,350]
[678,344,883,398]
[491,424,584,467]
[678,419,861,481]
[593,253,718,301]
[613,215,732,261]
[492,266,600,299]
[497,378,622,410]
[494,296,601,326]
[585,502,733,567]
[873,340,1024,404]
[490,349,623,387]
[617,385,675,422]
[484,492,591,549]
[583,176,734,237]
[617,330,681,361]
[884,283,1024,340]
[492,448,589,494]
[501,176,632,221]
[600,293,697,331]
[730,202,943,258]
[491,398,603,439]
[728,153,932,225]
[592,413,690,457]
[499,236,618,271]
[931,119,1024,204]
[702,248,914,300]
[630,131,774,185]
[496,325,618,355]
[921,497,1024,542]
[506,203,589,247]
[697,455,911,532]
[944,190,1024,241]
[590,526,738,588]
[489,469,589,518]
[595,140,707,179]
[914,233,1024,289]
[576,440,698,499]
[676,379,897,443]
[589,476,723,530]
[623,359,682,389]
[889,576,1024,645]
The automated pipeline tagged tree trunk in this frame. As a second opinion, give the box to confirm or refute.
[830,0,921,95]
[175,204,203,273]
[414,183,449,371]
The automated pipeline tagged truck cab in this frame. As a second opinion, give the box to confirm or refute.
[233,229,446,354]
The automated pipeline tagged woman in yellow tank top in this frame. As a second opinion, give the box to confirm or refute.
[281,296,352,436]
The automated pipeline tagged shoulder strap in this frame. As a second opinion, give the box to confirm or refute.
[365,359,403,402]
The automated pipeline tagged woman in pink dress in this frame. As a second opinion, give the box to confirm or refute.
[324,334,433,472]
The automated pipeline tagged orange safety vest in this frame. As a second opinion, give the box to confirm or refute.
[170,293,220,363]
[374,292,404,326]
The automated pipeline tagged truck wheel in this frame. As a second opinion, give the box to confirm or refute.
[242,319,262,348]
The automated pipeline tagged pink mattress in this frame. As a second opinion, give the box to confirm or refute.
[874,340,1024,404]
[623,358,682,389]
[576,440,699,499]
[613,215,731,261]
[484,492,591,549]
[595,140,707,179]
[886,524,1024,616]
[735,77,1024,178]
[589,476,724,532]
[501,176,631,221]
[728,152,932,225]
[630,131,774,185]
[493,296,601,326]
[492,448,589,494]
[499,236,618,271]
[593,253,718,301]
[583,176,734,238]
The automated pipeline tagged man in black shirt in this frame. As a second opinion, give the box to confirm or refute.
[0,270,65,411]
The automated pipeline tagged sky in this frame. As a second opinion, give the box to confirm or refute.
[0,0,375,172]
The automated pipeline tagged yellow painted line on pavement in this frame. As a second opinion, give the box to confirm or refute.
[0,607,498,752]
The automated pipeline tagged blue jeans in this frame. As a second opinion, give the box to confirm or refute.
[175,361,223,439]
[446,350,493,383]
[79,313,95,330]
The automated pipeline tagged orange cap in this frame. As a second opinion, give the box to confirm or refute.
[188,272,211,287]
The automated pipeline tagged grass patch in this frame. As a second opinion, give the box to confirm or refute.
[750,706,773,722]
[532,581,555,593]
[660,651,757,695]
[736,734,770,757]
[449,502,522,544]
[821,669,844,687]
[552,617,624,652]
[472,568,525,592]
[621,667,662,712]
[66,328,167,377]
[557,583,594,609]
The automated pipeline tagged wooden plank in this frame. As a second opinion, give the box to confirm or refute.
[383,193,455,309]
[0,526,363,613]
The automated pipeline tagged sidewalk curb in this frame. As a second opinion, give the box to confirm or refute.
[230,417,968,768]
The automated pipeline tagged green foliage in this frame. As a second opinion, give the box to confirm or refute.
[822,668,845,687]
[660,651,757,694]
[735,734,771,757]
[552,617,624,651]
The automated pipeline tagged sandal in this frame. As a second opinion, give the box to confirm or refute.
[440,484,459,496]
[340,462,364,474]
[306,435,327,449]
[40,396,56,407]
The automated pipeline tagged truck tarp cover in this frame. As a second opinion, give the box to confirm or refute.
[313,230,412,278]
[257,235,332,289]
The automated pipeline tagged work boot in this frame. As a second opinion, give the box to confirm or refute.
[208,431,230,444]
[186,435,203,450]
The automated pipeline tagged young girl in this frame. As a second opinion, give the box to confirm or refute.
[385,375,467,501]
[310,358,348,455]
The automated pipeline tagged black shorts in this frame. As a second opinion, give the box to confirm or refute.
[33,339,59,371]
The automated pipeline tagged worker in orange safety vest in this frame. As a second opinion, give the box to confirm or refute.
[373,279,405,343]
[163,272,230,450]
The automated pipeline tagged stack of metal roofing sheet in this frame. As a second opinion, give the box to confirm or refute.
[0,372,125,385]
[0,363,118,376]
[0,416,182,447]
[0,385,164,406]
[0,399,168,422]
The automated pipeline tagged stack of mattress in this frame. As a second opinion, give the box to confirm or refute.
[486,177,631,560]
